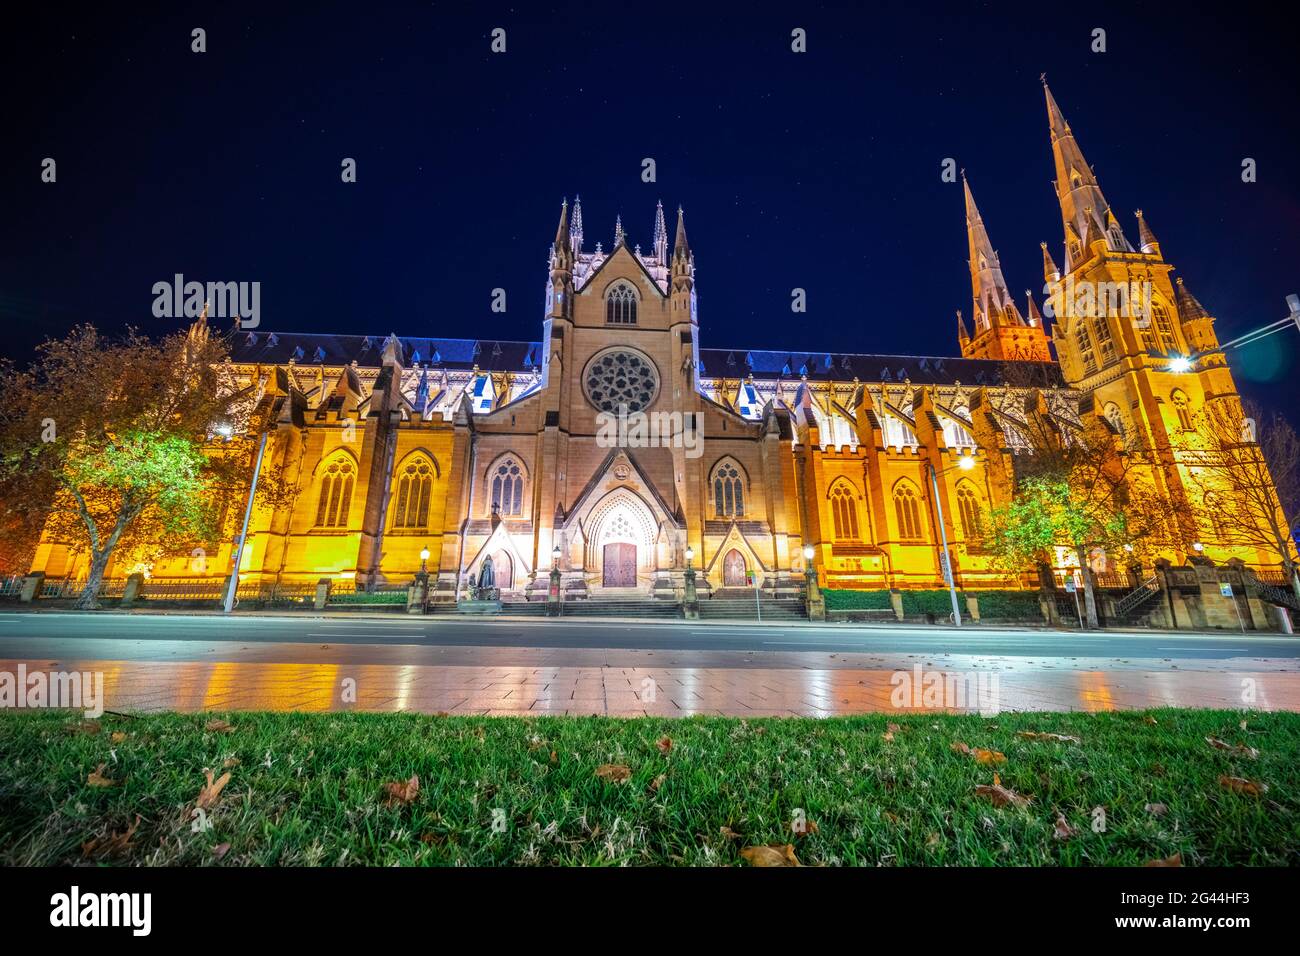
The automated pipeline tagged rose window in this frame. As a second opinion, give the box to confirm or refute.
[584,349,658,413]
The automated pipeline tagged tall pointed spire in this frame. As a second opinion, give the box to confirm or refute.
[1042,77,1132,269]
[553,197,570,251]
[963,173,1020,329]
[1174,277,1210,322]
[1041,241,1060,282]
[1134,208,1160,256]
[613,214,625,248]
[570,194,584,254]
[956,310,970,346]
[673,204,690,261]
[1024,290,1044,329]
[652,200,668,261]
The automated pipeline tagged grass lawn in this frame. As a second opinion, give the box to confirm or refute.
[0,709,1296,866]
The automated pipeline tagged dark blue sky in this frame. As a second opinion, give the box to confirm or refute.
[4,2,1297,421]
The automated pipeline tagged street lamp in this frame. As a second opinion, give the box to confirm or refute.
[1168,355,1193,373]
[1192,541,1204,552]
[685,545,694,569]
[223,427,270,615]
[925,455,978,627]
[419,546,430,574]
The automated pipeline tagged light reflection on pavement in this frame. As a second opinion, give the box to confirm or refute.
[1,656,1293,716]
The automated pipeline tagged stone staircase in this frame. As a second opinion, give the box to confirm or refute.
[558,599,680,619]
[698,598,807,621]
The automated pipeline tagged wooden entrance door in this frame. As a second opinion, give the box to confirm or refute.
[602,542,637,587]
[723,549,746,587]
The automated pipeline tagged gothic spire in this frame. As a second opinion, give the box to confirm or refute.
[652,200,668,261]
[1042,77,1132,268]
[1135,208,1160,255]
[963,173,1019,329]
[570,194,584,254]
[613,214,625,248]
[1024,289,1044,329]
[553,198,570,252]
[956,309,970,346]
[673,205,690,261]
[1175,277,1210,322]
[1040,241,1060,283]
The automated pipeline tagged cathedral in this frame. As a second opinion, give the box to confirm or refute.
[29,82,1281,602]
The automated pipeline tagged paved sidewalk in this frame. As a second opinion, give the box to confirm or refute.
[3,655,1293,716]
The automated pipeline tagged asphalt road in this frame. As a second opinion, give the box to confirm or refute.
[0,611,1296,662]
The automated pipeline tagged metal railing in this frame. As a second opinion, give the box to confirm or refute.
[1115,575,1161,618]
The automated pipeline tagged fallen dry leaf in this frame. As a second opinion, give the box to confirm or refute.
[595,764,632,783]
[382,775,420,807]
[86,764,118,788]
[196,769,232,809]
[1144,853,1183,867]
[549,750,557,764]
[649,773,667,793]
[925,831,941,848]
[882,731,895,742]
[81,814,140,860]
[1015,731,1080,744]
[205,719,235,733]
[1218,775,1268,796]
[213,842,231,860]
[1144,802,1168,816]
[950,741,971,754]
[67,720,102,736]
[740,843,802,867]
[974,773,1032,809]
[222,757,240,769]
[1143,716,1158,725]
[719,825,741,841]
[110,731,128,743]
[1052,812,1078,841]
[887,722,901,734]
[656,736,672,755]
[1205,736,1259,759]
[973,748,1006,765]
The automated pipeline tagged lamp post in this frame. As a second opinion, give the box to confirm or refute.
[803,544,825,622]
[549,544,562,615]
[223,429,269,615]
[925,454,976,628]
[683,544,698,619]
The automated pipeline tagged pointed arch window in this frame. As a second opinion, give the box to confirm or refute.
[315,457,355,528]
[829,481,861,541]
[893,483,923,540]
[490,458,525,517]
[956,483,983,542]
[713,461,745,518]
[392,458,434,529]
[1093,317,1117,366]
[1074,322,1097,375]
[1152,301,1175,352]
[606,282,638,325]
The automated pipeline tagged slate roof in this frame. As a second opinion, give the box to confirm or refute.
[227,330,1064,388]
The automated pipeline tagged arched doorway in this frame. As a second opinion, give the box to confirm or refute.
[723,549,747,587]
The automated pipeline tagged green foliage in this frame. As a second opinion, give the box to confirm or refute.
[823,589,892,610]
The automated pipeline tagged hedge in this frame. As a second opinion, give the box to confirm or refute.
[823,589,893,611]
[825,588,1043,620]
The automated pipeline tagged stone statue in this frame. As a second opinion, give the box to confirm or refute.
[478,556,495,590]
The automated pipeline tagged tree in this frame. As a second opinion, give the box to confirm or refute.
[1184,398,1300,600]
[0,321,253,608]
[984,395,1177,628]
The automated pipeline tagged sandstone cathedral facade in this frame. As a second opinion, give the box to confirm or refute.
[30,83,1283,601]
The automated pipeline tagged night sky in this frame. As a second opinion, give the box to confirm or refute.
[4,2,1298,422]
